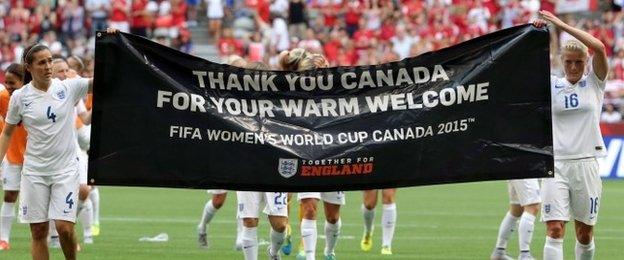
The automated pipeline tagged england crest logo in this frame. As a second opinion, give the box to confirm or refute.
[278,158,298,178]
[56,90,66,100]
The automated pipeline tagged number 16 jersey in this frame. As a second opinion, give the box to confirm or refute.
[551,71,606,160]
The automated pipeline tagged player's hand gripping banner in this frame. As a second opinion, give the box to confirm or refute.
[91,25,553,191]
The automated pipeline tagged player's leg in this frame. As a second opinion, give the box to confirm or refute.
[50,170,80,260]
[77,184,93,245]
[0,162,21,250]
[89,186,100,236]
[281,193,293,255]
[361,189,377,252]
[380,188,396,255]
[237,191,261,260]
[492,180,521,260]
[542,161,571,260]
[298,193,320,260]
[197,190,227,248]
[296,198,305,259]
[266,192,288,259]
[20,174,52,258]
[322,192,345,260]
[516,179,541,260]
[571,158,602,260]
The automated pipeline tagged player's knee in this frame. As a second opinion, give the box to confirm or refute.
[272,221,287,233]
[576,227,593,244]
[363,201,376,210]
[3,191,19,202]
[242,218,258,227]
[326,215,339,224]
[301,200,317,219]
[78,185,90,200]
[212,195,226,209]
[546,221,565,238]
[30,224,48,240]
[56,224,75,239]
[523,203,540,215]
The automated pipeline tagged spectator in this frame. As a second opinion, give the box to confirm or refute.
[85,0,110,36]
[109,0,130,32]
[602,104,622,123]
[288,0,307,41]
[130,0,150,37]
[270,13,290,52]
[205,0,224,41]
[61,0,85,41]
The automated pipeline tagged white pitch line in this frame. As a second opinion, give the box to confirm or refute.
[100,216,624,235]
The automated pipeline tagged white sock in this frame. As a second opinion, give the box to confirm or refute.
[575,239,595,260]
[49,220,58,238]
[301,218,317,260]
[0,202,15,242]
[198,200,218,233]
[495,211,519,249]
[324,219,341,256]
[381,203,396,247]
[270,228,285,256]
[79,199,94,238]
[236,217,243,248]
[89,187,100,225]
[241,227,258,260]
[361,204,375,235]
[543,236,563,260]
[518,212,535,253]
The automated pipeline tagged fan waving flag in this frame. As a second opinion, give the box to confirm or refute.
[90,25,553,191]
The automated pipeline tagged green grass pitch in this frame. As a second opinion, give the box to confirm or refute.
[2,180,623,259]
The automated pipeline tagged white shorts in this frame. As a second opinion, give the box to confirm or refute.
[237,191,288,218]
[19,169,80,223]
[77,150,89,185]
[297,192,345,205]
[541,158,602,226]
[2,161,22,191]
[508,178,541,206]
[207,189,227,195]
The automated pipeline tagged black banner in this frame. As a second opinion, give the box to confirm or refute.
[90,25,553,191]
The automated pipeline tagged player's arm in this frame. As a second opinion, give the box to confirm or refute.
[79,110,92,125]
[0,123,16,162]
[538,10,608,80]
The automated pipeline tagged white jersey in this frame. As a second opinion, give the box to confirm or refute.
[6,78,89,176]
[551,71,606,160]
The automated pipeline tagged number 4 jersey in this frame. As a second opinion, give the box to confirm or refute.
[6,78,89,176]
[551,71,606,160]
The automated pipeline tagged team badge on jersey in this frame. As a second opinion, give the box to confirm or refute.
[278,158,298,178]
[56,90,66,100]
[579,80,587,88]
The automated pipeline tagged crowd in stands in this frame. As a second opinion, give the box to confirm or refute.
[1,0,624,120]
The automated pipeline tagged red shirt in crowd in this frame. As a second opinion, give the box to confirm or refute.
[131,0,150,28]
[217,37,243,56]
[110,0,129,22]
[171,0,187,27]
[323,39,341,64]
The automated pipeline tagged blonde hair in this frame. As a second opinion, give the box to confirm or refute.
[561,40,588,57]
[297,53,329,71]
[224,55,247,67]
[279,48,309,71]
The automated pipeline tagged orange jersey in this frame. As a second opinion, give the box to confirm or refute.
[0,89,27,164]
